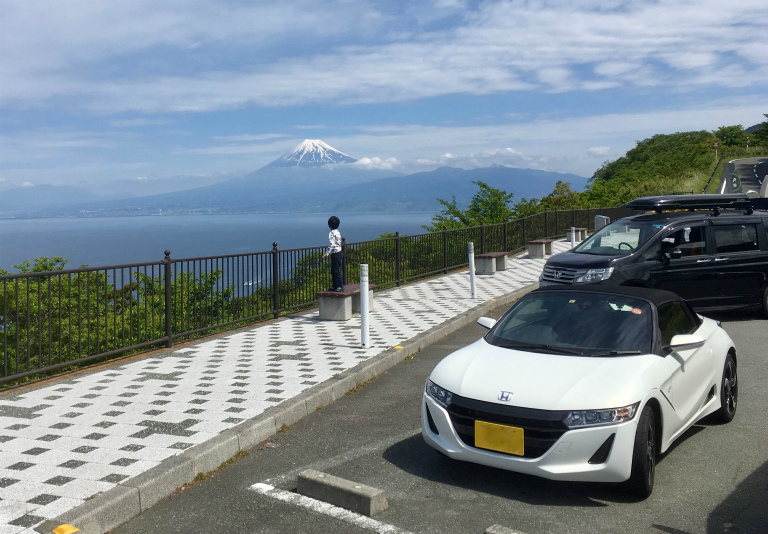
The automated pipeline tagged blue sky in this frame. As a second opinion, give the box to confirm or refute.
[1,0,766,195]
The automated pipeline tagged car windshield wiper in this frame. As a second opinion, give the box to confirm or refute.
[588,349,643,357]
[496,341,585,355]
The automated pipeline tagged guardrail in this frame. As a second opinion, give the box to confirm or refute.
[1,205,629,385]
[704,148,768,194]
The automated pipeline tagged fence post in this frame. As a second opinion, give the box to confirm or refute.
[395,232,401,287]
[554,209,558,237]
[503,220,508,251]
[544,211,548,238]
[164,250,173,348]
[468,242,477,299]
[272,242,279,319]
[442,226,448,274]
[480,224,485,254]
[572,208,576,228]
[586,207,590,231]
[341,237,348,286]
[360,264,369,348]
[522,217,527,246]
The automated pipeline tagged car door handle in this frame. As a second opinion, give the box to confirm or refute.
[714,257,729,262]
[696,259,711,263]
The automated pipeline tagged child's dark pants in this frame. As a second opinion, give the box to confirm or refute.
[331,251,344,290]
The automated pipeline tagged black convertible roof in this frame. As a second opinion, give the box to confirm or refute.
[531,283,682,308]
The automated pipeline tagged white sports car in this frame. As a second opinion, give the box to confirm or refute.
[421,285,737,498]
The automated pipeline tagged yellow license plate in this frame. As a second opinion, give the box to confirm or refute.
[474,420,524,456]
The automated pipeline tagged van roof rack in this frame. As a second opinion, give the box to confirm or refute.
[626,194,768,213]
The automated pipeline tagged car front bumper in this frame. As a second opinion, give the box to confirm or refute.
[421,393,639,483]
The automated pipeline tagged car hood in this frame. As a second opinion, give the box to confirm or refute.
[429,338,662,410]
[546,250,615,268]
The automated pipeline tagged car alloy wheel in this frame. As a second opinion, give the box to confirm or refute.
[627,405,656,499]
[715,353,738,423]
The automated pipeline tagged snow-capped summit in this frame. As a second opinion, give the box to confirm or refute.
[265,139,357,168]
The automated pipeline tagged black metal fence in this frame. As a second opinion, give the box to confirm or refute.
[1,205,628,385]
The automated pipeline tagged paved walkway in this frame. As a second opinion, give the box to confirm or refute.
[0,241,571,533]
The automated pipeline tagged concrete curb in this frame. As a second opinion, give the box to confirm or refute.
[36,282,538,534]
[297,469,388,517]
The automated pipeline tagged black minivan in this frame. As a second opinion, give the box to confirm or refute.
[540,194,768,315]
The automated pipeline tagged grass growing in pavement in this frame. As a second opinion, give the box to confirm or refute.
[345,376,378,395]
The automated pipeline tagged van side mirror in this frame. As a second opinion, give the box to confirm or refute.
[662,249,683,262]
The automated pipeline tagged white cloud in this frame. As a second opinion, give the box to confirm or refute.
[111,118,170,127]
[211,133,288,142]
[22,181,34,187]
[587,146,611,157]
[1,1,765,111]
[352,157,402,170]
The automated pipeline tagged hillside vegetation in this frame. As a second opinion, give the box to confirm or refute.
[428,121,768,229]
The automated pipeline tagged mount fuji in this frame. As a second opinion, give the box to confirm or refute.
[265,139,357,168]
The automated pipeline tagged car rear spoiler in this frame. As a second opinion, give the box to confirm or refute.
[627,194,768,213]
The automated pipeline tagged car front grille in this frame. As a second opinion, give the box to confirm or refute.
[540,265,583,284]
[447,395,569,459]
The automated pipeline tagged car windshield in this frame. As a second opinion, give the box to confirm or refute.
[486,292,653,356]
[574,220,665,256]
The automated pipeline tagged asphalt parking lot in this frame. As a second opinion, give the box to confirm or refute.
[112,306,768,534]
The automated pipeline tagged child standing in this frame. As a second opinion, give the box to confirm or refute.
[322,216,344,292]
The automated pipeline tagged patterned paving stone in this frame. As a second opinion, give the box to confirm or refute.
[0,244,564,532]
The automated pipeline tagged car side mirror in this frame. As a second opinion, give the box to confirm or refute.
[477,317,497,330]
[661,249,682,263]
[665,334,705,352]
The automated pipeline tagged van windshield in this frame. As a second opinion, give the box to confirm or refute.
[574,220,664,256]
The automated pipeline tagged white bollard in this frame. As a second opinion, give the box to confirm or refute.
[468,242,477,299]
[360,264,370,348]
[571,226,576,249]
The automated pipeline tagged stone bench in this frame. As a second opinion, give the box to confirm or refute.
[475,252,509,275]
[527,239,554,259]
[317,283,376,321]
[568,227,588,241]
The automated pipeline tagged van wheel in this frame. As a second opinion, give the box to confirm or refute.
[714,353,737,423]
[626,405,656,499]
[762,286,768,318]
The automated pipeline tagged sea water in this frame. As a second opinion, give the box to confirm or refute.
[0,212,435,272]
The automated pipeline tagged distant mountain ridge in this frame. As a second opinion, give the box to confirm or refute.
[0,139,588,217]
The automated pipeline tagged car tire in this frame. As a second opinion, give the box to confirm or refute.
[626,405,656,499]
[762,285,768,318]
[713,352,738,424]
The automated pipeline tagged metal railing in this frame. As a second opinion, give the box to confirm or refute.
[1,205,628,385]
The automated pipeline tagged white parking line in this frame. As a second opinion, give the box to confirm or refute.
[250,483,414,534]
[263,429,421,487]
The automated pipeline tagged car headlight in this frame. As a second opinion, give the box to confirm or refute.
[574,267,614,284]
[426,379,453,408]
[562,402,639,428]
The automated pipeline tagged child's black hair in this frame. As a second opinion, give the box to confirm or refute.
[328,216,340,230]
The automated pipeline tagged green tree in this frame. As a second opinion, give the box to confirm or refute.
[539,181,580,211]
[424,181,515,231]
[714,125,747,147]
[752,114,768,143]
